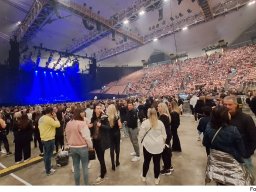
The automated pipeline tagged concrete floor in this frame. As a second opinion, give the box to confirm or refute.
[0,105,255,186]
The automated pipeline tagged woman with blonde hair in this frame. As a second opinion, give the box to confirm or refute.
[139,108,166,185]
[106,104,122,171]
[169,101,181,152]
[158,102,174,175]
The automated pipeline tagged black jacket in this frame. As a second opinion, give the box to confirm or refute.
[159,114,171,144]
[197,116,211,133]
[230,110,256,158]
[126,109,138,129]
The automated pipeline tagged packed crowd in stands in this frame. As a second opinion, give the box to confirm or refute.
[103,44,256,97]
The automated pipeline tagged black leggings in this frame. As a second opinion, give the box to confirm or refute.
[93,140,107,178]
[161,145,172,170]
[0,133,10,153]
[15,140,31,162]
[110,131,120,167]
[142,147,161,179]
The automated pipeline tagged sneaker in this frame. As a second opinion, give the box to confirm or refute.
[131,156,140,162]
[154,177,160,185]
[170,166,174,172]
[141,175,146,182]
[160,169,172,175]
[47,168,56,176]
[130,152,136,156]
[95,176,104,184]
[39,153,44,157]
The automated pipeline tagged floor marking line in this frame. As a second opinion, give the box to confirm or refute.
[0,163,32,186]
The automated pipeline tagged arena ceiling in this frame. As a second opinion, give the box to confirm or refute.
[0,0,255,67]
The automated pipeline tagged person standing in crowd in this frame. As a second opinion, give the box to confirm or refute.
[177,96,184,115]
[169,101,181,152]
[85,102,93,122]
[53,106,64,152]
[106,104,122,171]
[38,107,60,176]
[32,106,43,156]
[65,108,93,185]
[189,94,199,121]
[203,105,247,185]
[119,100,128,137]
[13,113,33,163]
[223,95,256,178]
[157,102,173,175]
[197,106,212,154]
[195,96,206,120]
[139,108,166,185]
[0,112,12,156]
[126,101,140,162]
[249,90,256,117]
[89,103,110,184]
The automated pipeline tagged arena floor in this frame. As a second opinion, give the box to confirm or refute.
[0,105,255,186]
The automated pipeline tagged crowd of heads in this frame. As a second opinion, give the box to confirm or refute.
[104,44,256,97]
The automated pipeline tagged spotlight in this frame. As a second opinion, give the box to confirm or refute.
[153,38,158,42]
[139,10,145,16]
[123,19,129,24]
[182,26,188,30]
[248,0,255,5]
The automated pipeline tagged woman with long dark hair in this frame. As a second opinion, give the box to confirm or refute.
[203,106,249,185]
[65,108,92,185]
[89,103,110,184]
[203,106,246,163]
[13,112,33,163]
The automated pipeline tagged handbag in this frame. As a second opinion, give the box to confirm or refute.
[88,149,96,160]
[205,127,254,185]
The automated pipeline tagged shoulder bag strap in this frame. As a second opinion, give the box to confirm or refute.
[141,127,151,143]
[211,127,222,144]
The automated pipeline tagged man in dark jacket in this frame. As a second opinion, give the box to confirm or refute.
[249,91,256,117]
[223,95,256,179]
[126,101,140,162]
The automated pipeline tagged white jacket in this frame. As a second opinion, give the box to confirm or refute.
[139,119,166,154]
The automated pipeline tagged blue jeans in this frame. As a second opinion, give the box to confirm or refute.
[70,147,89,185]
[42,139,55,174]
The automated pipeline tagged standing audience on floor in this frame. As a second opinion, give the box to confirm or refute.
[13,112,33,163]
[126,101,140,162]
[106,104,122,171]
[65,108,93,185]
[139,108,166,185]
[38,107,60,176]
[89,103,110,184]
